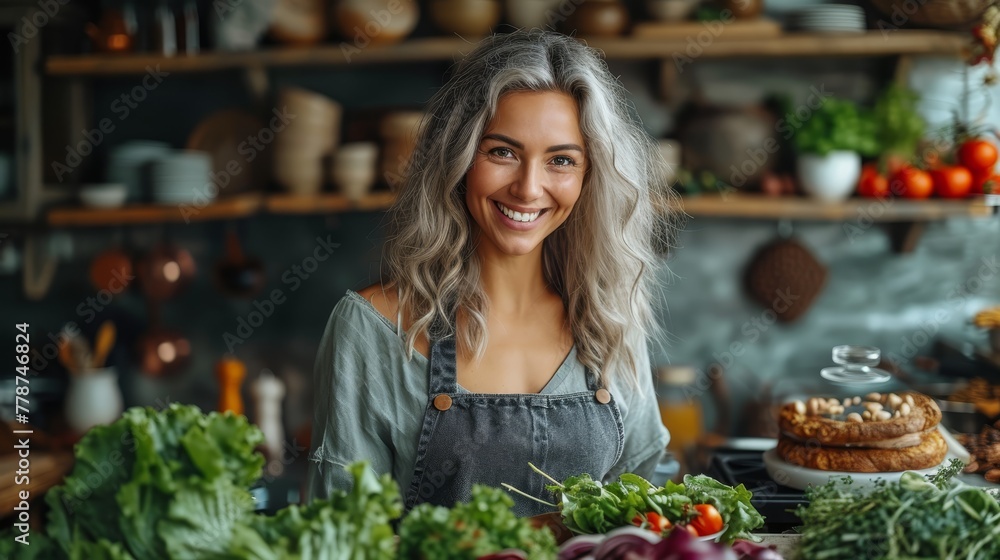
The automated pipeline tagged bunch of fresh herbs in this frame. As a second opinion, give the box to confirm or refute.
[398,485,557,560]
[794,460,1000,560]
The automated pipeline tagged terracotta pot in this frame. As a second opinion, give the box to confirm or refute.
[429,0,501,36]
[562,0,629,37]
[721,0,762,19]
[333,0,419,45]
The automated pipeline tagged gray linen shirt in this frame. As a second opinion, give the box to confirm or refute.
[305,290,670,502]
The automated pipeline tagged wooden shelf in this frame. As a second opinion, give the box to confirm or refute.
[265,191,396,214]
[47,193,263,227]
[680,194,1000,221]
[44,192,397,226]
[45,31,968,76]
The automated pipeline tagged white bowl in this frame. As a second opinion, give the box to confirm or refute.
[79,183,128,208]
[797,150,861,202]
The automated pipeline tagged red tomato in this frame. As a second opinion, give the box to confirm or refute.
[857,164,889,197]
[682,524,700,537]
[890,166,933,199]
[958,138,999,172]
[932,166,974,198]
[689,504,724,537]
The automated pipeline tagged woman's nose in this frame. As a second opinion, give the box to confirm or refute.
[510,159,545,201]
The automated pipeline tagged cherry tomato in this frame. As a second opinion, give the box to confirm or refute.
[679,524,699,537]
[645,511,671,533]
[958,138,999,172]
[890,166,933,199]
[632,511,672,534]
[931,165,974,198]
[857,164,889,197]
[689,504,724,537]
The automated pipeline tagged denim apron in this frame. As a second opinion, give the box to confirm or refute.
[403,315,626,517]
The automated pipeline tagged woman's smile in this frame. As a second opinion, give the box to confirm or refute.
[465,90,587,257]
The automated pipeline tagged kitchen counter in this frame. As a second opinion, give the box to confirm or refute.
[757,534,801,557]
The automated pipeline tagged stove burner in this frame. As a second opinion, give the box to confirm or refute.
[705,450,806,532]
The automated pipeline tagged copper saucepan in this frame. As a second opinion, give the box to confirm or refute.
[137,243,196,301]
[136,300,191,377]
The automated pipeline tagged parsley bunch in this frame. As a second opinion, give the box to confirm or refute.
[795,460,1000,560]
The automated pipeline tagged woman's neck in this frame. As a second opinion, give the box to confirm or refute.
[476,247,554,320]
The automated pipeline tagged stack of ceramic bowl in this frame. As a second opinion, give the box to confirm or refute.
[273,87,342,195]
[331,142,379,200]
[792,4,865,33]
[379,111,424,191]
[149,151,213,204]
[107,141,172,202]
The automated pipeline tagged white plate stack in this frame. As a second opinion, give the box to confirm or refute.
[107,141,172,202]
[793,4,866,33]
[149,151,213,205]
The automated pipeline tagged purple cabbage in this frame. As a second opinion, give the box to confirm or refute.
[477,550,528,560]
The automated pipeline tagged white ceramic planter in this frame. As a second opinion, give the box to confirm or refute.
[797,150,861,202]
[65,367,124,434]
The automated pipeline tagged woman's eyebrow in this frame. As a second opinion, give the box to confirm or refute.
[482,133,584,153]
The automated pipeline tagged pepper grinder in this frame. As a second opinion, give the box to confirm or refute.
[251,369,286,464]
[216,355,246,415]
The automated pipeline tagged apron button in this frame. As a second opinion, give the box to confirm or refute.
[595,388,611,404]
[433,394,453,411]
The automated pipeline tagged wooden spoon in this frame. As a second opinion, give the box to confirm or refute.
[92,321,116,369]
[58,337,77,375]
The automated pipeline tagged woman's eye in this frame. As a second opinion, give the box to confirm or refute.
[551,155,576,167]
[489,147,515,158]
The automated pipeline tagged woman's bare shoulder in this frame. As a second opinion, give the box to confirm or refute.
[355,282,399,325]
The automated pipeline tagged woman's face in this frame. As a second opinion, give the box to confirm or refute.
[465,90,587,258]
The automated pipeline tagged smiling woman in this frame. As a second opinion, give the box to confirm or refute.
[306,29,680,517]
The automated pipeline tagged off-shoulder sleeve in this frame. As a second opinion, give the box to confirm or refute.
[604,335,670,482]
[305,297,394,501]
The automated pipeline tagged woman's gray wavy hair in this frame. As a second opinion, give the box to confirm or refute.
[384,29,678,385]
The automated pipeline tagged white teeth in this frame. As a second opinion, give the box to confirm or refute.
[496,202,540,222]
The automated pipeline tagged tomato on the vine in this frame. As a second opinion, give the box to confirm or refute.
[890,166,933,199]
[958,138,999,172]
[857,164,889,197]
[689,504,724,537]
[931,165,973,198]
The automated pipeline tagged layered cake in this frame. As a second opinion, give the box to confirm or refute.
[777,391,947,473]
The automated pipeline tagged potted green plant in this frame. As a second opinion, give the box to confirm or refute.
[793,97,879,201]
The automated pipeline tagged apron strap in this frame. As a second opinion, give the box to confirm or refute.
[427,312,458,395]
